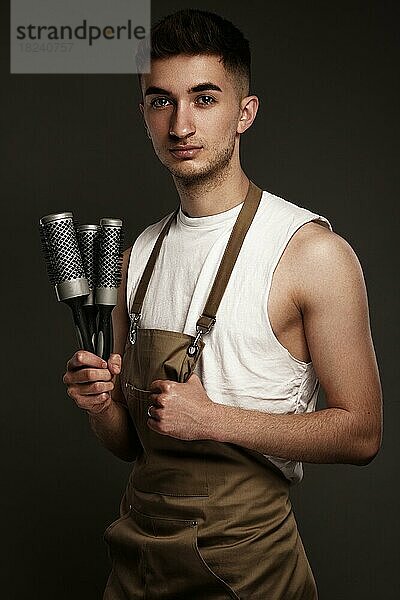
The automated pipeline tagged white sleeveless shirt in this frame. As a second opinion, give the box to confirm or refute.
[126,190,332,483]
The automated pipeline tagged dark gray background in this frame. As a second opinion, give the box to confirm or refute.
[1,1,399,598]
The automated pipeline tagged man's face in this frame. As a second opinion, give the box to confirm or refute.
[140,54,246,183]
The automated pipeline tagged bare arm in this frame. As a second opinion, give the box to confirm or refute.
[63,247,140,461]
[148,226,383,466]
[207,227,383,464]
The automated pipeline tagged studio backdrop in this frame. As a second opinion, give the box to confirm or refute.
[1,1,398,599]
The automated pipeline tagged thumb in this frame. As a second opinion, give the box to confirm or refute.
[187,372,201,385]
[108,353,122,375]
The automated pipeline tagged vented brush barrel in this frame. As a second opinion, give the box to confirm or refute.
[96,218,123,306]
[96,218,123,360]
[76,224,101,307]
[40,212,90,301]
[39,212,94,353]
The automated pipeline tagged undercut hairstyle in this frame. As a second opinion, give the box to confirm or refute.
[137,9,251,96]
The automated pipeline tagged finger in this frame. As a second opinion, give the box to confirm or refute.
[147,404,161,421]
[67,388,111,409]
[149,379,173,393]
[70,380,115,396]
[185,372,201,385]
[147,417,166,434]
[107,353,122,376]
[63,367,112,385]
[148,393,164,405]
[67,351,107,371]
[83,393,113,415]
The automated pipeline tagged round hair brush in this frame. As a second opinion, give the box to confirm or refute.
[39,212,94,353]
[95,218,123,360]
[76,224,101,352]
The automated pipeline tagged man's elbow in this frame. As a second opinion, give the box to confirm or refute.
[351,430,382,466]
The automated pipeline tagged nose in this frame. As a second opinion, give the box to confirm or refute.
[169,102,195,139]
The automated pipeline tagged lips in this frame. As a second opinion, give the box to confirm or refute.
[169,145,203,159]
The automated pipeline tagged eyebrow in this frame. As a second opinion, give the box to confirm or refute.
[144,86,171,96]
[190,82,222,93]
[144,82,223,97]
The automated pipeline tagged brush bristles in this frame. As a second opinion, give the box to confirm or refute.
[39,223,56,284]
[76,225,101,290]
[97,224,124,289]
[40,215,86,284]
[40,214,123,294]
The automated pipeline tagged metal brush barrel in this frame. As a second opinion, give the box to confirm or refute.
[40,212,89,301]
[96,218,123,306]
[76,224,101,306]
[39,211,93,353]
[96,218,123,359]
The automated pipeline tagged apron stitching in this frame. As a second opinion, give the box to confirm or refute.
[134,489,209,498]
[192,526,241,599]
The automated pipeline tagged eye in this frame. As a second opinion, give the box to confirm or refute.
[150,97,172,109]
[195,95,216,106]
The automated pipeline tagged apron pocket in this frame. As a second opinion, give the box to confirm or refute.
[104,506,239,599]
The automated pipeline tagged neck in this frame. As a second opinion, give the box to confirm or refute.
[173,164,250,218]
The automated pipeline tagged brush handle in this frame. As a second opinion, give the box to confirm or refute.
[96,305,114,360]
[65,297,95,353]
[83,304,98,352]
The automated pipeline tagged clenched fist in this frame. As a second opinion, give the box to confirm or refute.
[147,373,218,441]
[63,350,122,415]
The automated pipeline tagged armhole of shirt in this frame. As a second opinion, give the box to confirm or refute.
[264,214,333,366]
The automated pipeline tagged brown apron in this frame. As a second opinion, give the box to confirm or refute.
[103,182,317,600]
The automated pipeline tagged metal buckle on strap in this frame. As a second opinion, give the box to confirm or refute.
[187,316,216,357]
[129,312,141,345]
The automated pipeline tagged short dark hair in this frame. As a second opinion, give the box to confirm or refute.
[137,9,251,94]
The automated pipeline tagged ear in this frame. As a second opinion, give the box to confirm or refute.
[237,95,259,134]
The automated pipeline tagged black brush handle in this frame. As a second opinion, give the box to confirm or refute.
[83,304,98,351]
[96,305,114,360]
[65,297,95,353]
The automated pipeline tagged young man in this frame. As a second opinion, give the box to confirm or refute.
[63,9,382,599]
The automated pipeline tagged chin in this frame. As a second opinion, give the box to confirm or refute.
[163,158,226,181]
[160,158,209,181]
[169,167,217,184]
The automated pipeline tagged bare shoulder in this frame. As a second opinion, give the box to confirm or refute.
[284,221,367,308]
[288,220,356,262]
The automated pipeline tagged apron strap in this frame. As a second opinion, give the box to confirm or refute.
[130,208,178,316]
[197,181,262,328]
[129,181,263,348]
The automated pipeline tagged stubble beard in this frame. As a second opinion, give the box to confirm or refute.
[157,132,237,186]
